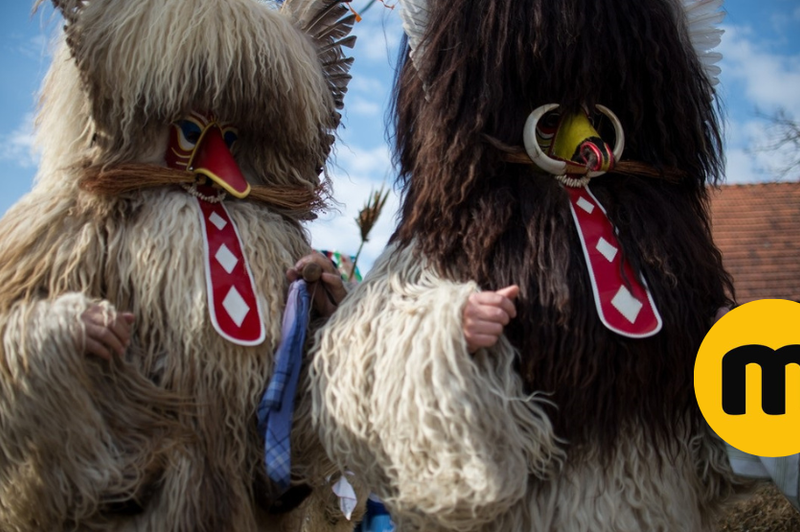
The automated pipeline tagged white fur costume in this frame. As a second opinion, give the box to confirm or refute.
[311,244,741,532]
[0,0,361,530]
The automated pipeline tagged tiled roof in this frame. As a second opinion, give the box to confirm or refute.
[710,181,800,303]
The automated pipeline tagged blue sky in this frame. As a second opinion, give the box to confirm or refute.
[1,0,799,274]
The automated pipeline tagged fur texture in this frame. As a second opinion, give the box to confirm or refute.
[311,0,747,530]
[45,0,336,184]
[389,0,732,453]
[312,247,564,531]
[0,0,359,530]
[312,246,746,532]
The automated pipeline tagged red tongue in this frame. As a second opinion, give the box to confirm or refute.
[196,198,265,345]
[192,127,251,199]
[567,186,662,338]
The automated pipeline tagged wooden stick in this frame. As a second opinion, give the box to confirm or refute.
[301,263,322,283]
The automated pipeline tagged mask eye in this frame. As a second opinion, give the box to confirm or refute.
[536,110,561,148]
[176,120,203,150]
[223,128,239,149]
[538,112,560,134]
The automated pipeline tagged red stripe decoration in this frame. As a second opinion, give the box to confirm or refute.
[196,198,266,345]
[567,186,662,338]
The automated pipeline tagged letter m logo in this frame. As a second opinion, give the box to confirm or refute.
[722,344,800,415]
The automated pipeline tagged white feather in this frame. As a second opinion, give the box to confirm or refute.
[682,0,726,86]
[398,0,430,71]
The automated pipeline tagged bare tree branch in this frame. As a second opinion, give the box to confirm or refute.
[748,107,800,179]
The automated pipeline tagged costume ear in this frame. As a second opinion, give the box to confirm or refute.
[281,0,357,123]
[680,0,725,87]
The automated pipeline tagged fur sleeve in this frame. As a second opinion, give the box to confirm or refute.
[0,293,179,528]
[310,245,563,532]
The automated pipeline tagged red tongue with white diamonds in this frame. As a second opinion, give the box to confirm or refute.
[196,196,266,345]
[567,186,662,338]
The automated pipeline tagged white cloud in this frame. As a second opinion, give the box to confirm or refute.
[16,34,49,61]
[719,24,800,182]
[724,148,755,184]
[332,143,393,177]
[349,96,382,116]
[720,25,800,116]
[350,8,404,63]
[0,113,39,169]
[724,117,799,183]
[723,117,765,149]
[348,76,386,95]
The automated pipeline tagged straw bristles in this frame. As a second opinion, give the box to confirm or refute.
[489,139,687,184]
[356,186,389,242]
[78,163,328,219]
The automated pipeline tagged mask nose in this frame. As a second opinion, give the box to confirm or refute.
[551,111,614,174]
[190,125,251,199]
[577,139,612,173]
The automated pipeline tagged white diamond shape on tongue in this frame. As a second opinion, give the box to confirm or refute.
[222,287,250,327]
[576,196,595,214]
[215,244,239,274]
[209,211,228,230]
[596,237,618,262]
[611,285,643,324]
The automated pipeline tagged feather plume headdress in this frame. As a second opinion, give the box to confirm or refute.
[682,0,725,86]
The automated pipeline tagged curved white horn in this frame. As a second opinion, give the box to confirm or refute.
[523,104,568,176]
[596,105,625,163]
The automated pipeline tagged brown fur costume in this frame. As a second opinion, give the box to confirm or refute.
[0,0,365,531]
[311,0,750,530]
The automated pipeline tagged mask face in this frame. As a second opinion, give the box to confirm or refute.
[524,104,624,183]
[165,110,249,198]
[539,108,614,175]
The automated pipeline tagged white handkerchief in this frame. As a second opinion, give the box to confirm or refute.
[332,474,358,520]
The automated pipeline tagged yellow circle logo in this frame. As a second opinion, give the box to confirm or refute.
[695,299,800,457]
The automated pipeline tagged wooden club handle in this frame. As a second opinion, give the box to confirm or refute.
[301,262,322,283]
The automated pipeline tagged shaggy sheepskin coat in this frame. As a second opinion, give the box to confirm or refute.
[0,186,316,532]
[311,244,740,532]
[311,1,750,529]
[0,0,361,531]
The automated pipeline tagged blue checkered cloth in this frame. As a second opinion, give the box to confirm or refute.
[257,280,310,492]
